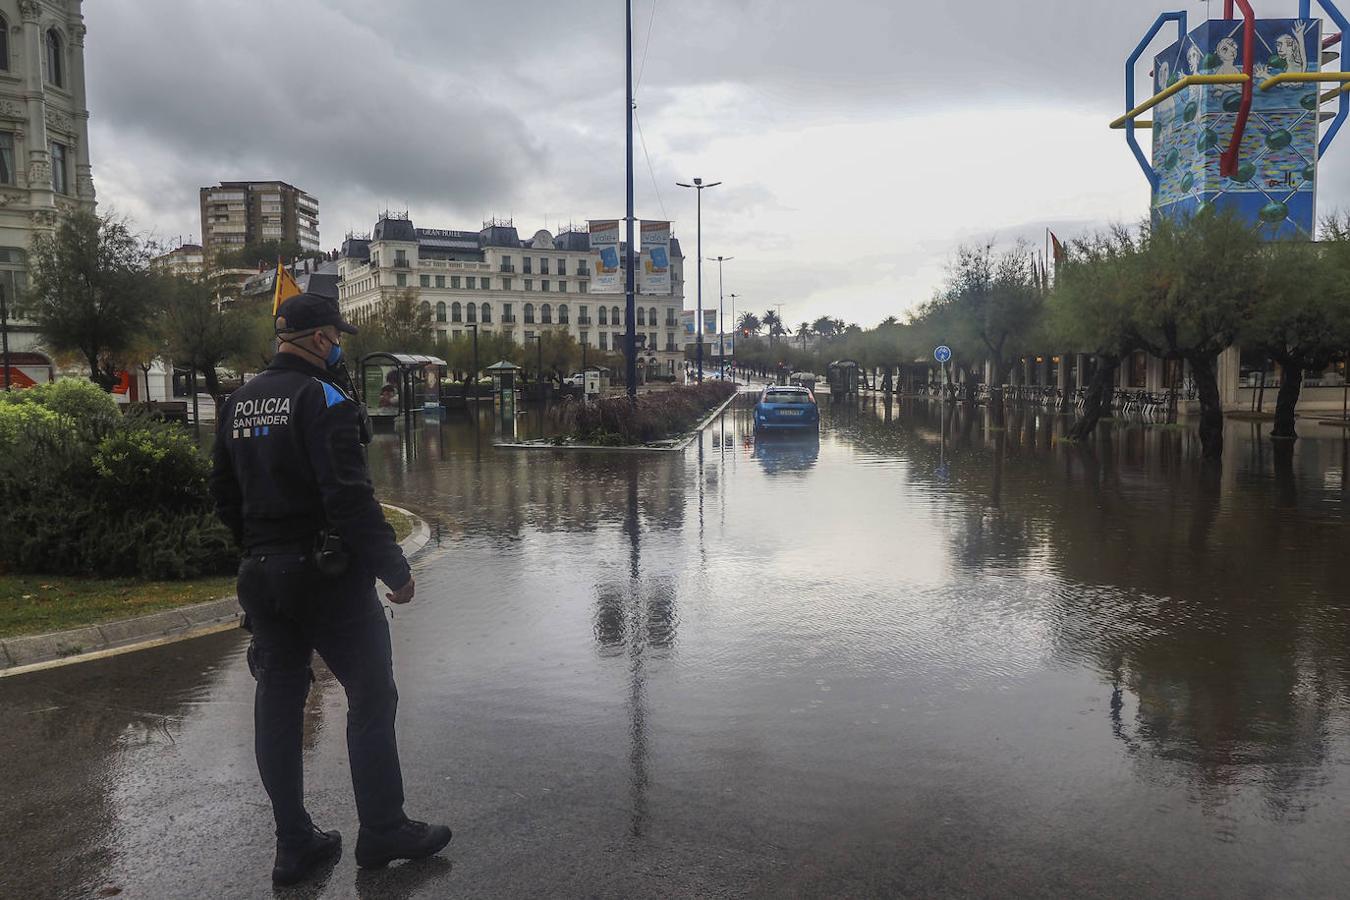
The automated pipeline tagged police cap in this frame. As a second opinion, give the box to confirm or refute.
[275,292,359,335]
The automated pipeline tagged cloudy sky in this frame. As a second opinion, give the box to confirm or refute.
[85,0,1350,328]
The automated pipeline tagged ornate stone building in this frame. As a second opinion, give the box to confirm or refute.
[0,0,95,359]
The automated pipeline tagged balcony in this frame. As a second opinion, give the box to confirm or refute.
[502,314,517,324]
[499,264,516,273]
[578,317,592,326]
[665,319,677,328]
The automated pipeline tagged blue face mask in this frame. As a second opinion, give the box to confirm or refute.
[325,339,343,367]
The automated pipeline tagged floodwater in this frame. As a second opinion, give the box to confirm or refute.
[3,395,1349,898]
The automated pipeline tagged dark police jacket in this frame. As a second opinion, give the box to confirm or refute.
[210,353,410,590]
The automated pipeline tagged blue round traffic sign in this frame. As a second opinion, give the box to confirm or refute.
[934,345,952,363]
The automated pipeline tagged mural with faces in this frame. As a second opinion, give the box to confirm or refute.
[1151,18,1320,238]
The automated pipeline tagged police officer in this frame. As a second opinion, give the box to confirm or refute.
[210,292,451,886]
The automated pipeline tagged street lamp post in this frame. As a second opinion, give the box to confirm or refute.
[728,292,738,381]
[466,323,479,403]
[676,178,721,383]
[624,0,637,400]
[713,255,734,372]
[532,333,543,400]
[0,283,10,392]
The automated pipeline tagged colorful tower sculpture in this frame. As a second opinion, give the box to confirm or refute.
[1114,2,1350,239]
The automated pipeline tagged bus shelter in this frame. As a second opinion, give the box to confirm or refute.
[360,352,447,425]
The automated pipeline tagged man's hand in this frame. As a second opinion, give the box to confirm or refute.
[386,576,415,605]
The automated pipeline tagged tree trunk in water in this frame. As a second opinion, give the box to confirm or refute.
[1068,355,1117,441]
[1189,353,1225,461]
[1270,357,1302,441]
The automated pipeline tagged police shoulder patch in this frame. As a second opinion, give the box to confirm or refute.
[318,380,349,408]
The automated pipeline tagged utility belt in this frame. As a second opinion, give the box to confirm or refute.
[247,529,350,577]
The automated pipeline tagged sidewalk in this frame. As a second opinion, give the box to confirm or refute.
[0,505,431,677]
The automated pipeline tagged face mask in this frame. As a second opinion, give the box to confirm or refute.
[326,340,343,367]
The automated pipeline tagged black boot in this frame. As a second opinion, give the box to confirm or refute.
[272,826,342,886]
[355,818,452,870]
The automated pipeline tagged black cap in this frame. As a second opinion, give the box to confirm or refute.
[275,292,358,335]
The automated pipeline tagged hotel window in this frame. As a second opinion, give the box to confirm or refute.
[502,302,513,322]
[541,303,552,324]
[523,257,532,274]
[580,331,588,347]
[503,277,513,290]
[541,280,550,293]
[45,29,63,88]
[524,303,535,324]
[50,142,68,194]
[636,308,646,326]
[451,302,462,322]
[420,274,430,287]
[0,134,13,185]
[481,303,491,323]
[466,302,477,323]
[558,304,569,324]
[0,17,8,72]
[558,281,567,293]
[599,307,608,325]
[599,333,608,350]
[395,249,408,266]
[612,306,621,324]
[463,277,474,289]
[557,258,566,275]
[436,302,447,322]
[580,282,587,293]
[524,279,533,291]
[540,258,550,275]
[481,277,491,290]
[451,276,461,289]
[435,275,445,288]
[396,273,407,287]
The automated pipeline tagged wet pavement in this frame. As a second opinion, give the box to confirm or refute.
[3,396,1350,898]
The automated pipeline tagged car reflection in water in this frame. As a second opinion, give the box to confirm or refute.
[752,431,820,475]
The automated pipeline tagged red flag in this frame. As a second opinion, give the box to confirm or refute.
[1050,231,1065,266]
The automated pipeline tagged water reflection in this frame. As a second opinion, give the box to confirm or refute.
[752,433,820,476]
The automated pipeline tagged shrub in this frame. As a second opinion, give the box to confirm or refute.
[0,378,121,443]
[0,381,234,579]
[557,381,735,445]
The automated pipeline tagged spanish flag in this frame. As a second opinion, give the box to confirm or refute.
[271,260,302,314]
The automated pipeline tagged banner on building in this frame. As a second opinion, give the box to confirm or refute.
[588,219,621,293]
[640,220,670,294]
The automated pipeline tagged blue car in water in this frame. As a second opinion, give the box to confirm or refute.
[753,385,819,432]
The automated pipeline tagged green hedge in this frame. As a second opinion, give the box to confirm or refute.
[0,381,234,579]
[556,381,736,445]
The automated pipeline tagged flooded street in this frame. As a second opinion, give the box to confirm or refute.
[4,396,1350,898]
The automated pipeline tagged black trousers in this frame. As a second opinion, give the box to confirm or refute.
[237,553,406,843]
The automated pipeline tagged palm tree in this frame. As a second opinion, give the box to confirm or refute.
[812,315,838,339]
[762,309,783,346]
[737,311,761,335]
[796,321,812,348]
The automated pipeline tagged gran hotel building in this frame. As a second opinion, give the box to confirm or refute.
[337,214,688,378]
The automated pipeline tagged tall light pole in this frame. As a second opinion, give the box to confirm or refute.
[676,178,721,383]
[0,283,10,392]
[624,0,637,400]
[712,255,733,370]
[728,292,739,382]
[466,322,479,404]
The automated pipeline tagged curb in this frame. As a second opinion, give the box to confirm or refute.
[0,505,432,678]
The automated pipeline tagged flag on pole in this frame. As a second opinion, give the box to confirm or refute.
[272,260,302,314]
[1049,232,1065,266]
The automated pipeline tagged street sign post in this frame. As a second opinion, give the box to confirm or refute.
[934,346,951,478]
[933,345,951,364]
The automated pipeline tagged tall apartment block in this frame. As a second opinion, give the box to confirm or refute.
[198,181,319,260]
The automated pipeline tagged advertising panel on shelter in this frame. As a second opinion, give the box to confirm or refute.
[1151,18,1320,239]
[639,220,671,294]
[588,219,621,292]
